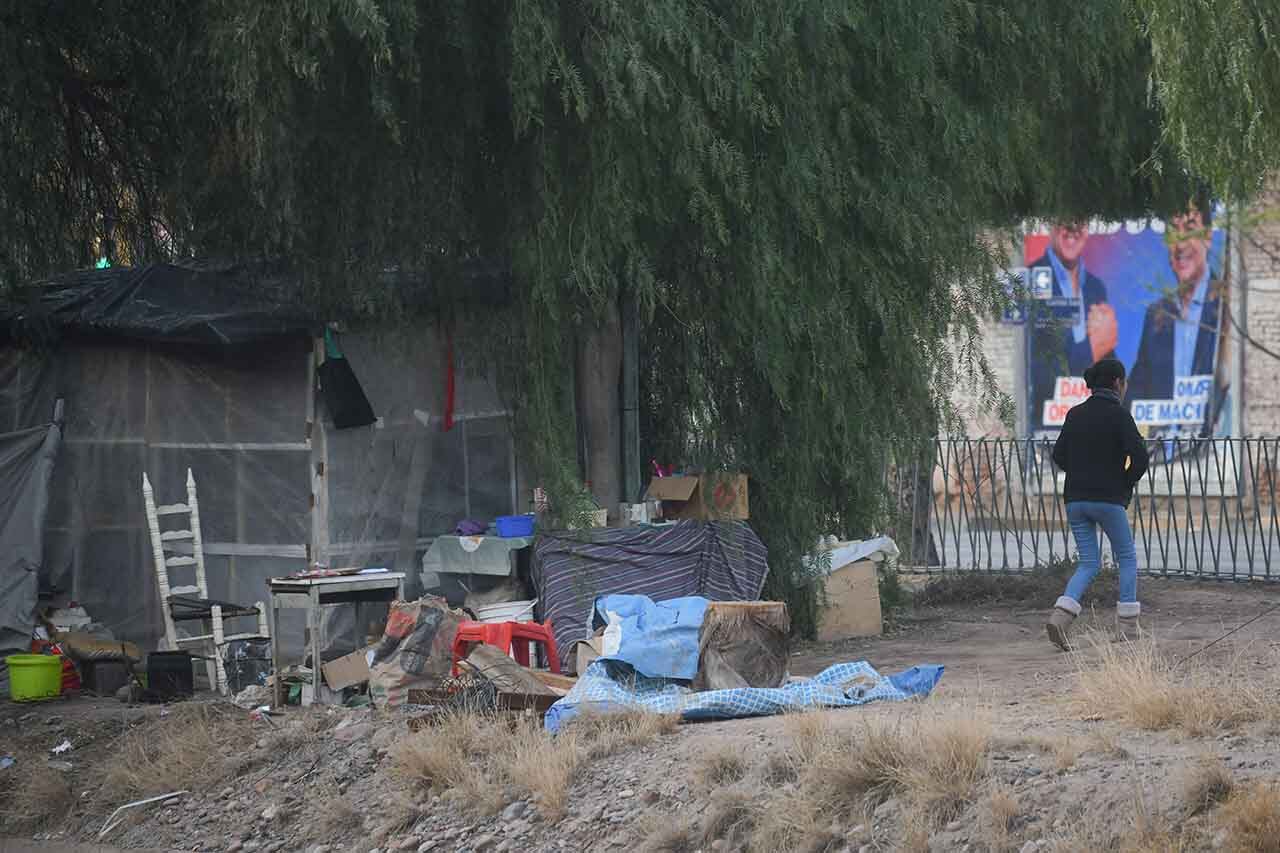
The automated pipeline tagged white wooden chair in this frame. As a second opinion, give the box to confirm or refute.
[143,469,269,695]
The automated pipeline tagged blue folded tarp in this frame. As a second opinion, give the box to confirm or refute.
[594,594,709,680]
[544,660,944,732]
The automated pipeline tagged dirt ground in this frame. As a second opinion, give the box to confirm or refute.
[4,578,1280,852]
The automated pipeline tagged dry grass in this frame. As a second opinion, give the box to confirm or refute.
[1075,633,1268,736]
[1051,738,1085,771]
[639,813,698,853]
[1218,782,1280,852]
[783,705,992,828]
[507,723,579,819]
[760,751,800,785]
[572,709,680,760]
[1089,729,1133,761]
[1182,758,1235,817]
[748,785,857,853]
[981,785,1022,851]
[393,707,677,823]
[394,710,494,791]
[700,788,757,848]
[1043,793,1202,853]
[98,703,254,802]
[695,745,749,786]
[915,559,1117,609]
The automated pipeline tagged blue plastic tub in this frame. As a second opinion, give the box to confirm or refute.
[495,514,535,538]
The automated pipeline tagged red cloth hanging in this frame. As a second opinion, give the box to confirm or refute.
[443,326,456,432]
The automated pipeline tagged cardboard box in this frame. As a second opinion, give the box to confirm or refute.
[645,473,749,521]
[572,637,602,675]
[322,645,377,690]
[817,559,882,642]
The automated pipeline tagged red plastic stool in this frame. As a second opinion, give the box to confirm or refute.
[451,620,560,676]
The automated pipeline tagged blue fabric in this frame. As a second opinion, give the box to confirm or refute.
[1173,272,1210,382]
[545,660,944,732]
[594,594,709,680]
[1064,500,1137,605]
[1047,245,1088,345]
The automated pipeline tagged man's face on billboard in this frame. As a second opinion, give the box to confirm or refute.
[1168,209,1210,287]
[1050,223,1087,266]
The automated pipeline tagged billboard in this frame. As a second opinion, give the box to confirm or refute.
[1023,212,1234,468]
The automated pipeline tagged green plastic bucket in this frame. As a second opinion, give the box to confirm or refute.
[6,654,63,702]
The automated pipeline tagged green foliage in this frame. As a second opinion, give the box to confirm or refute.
[0,1,1223,634]
[1136,0,1280,199]
[877,564,910,626]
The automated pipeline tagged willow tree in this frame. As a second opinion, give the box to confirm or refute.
[2,1,1210,632]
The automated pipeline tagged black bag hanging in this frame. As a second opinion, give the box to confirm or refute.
[318,328,376,429]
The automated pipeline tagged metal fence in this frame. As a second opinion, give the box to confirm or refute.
[887,437,1280,579]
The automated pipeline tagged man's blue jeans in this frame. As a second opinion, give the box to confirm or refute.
[1057,500,1139,617]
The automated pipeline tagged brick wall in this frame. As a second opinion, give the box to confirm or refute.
[948,314,1020,437]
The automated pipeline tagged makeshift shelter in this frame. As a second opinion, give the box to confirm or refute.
[0,261,520,655]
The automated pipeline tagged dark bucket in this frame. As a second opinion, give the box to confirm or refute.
[147,651,194,699]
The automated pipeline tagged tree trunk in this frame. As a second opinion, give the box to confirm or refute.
[577,301,623,519]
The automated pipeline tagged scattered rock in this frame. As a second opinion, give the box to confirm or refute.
[710,841,727,852]
[417,844,437,853]
[471,836,496,851]
[335,722,374,743]
[1019,842,1042,853]
[226,842,242,853]
[44,715,63,727]
[502,801,527,822]
[372,726,400,750]
[618,788,635,799]
[392,837,418,851]
[260,804,283,821]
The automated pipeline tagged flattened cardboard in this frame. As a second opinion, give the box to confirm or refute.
[322,644,376,690]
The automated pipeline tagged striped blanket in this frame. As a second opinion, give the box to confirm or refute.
[532,521,768,659]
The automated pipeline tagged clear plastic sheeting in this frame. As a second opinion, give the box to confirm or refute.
[0,415,61,658]
[320,325,516,655]
[0,322,517,659]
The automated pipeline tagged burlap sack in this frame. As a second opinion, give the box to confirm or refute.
[368,596,465,708]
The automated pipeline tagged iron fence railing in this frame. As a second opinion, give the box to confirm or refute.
[886,437,1280,578]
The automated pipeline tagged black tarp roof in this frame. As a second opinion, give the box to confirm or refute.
[1,259,511,348]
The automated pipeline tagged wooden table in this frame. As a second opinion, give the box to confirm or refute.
[265,572,405,709]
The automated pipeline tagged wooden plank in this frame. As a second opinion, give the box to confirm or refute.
[530,671,577,694]
[160,529,194,541]
[459,645,556,696]
[165,556,197,567]
[496,692,557,713]
[155,503,190,516]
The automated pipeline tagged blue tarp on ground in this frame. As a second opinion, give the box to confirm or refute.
[594,594,708,680]
[544,660,945,732]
